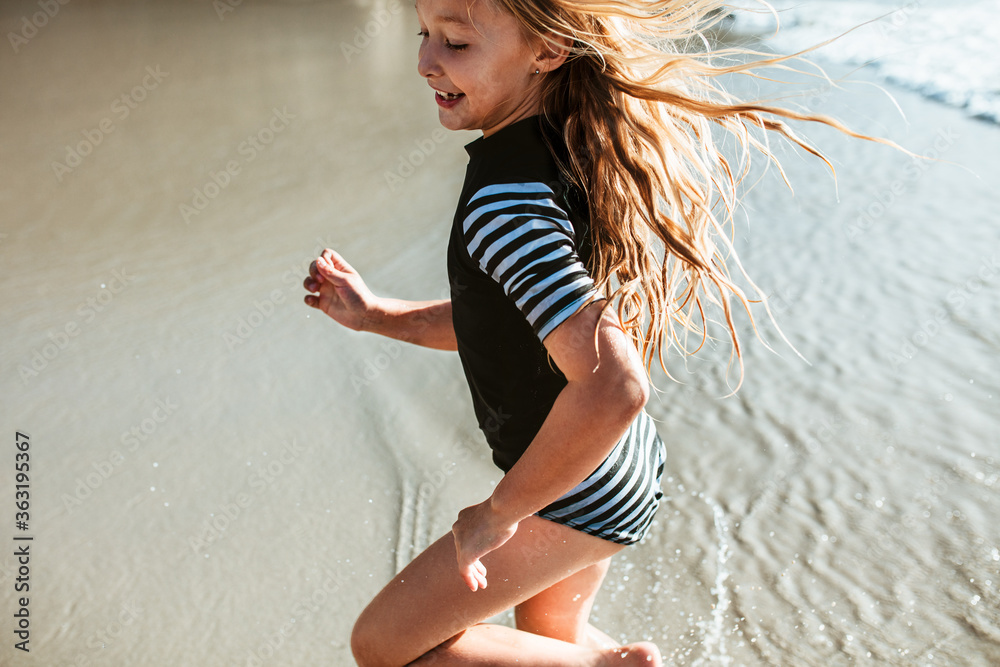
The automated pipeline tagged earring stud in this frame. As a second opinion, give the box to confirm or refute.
[534,69,540,75]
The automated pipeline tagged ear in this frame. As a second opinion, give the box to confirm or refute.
[534,32,573,73]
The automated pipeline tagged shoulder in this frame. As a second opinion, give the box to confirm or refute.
[463,182,573,235]
[458,180,583,267]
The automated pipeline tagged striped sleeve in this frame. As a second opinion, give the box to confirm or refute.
[461,182,599,341]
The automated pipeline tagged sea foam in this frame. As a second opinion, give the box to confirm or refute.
[723,0,1000,124]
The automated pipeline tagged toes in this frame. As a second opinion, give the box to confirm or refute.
[607,642,662,666]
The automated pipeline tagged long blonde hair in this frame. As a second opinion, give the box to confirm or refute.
[492,0,909,390]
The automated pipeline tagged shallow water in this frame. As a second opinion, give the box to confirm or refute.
[725,0,1000,123]
[1,1,998,666]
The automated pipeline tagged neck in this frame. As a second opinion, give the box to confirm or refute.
[481,87,543,138]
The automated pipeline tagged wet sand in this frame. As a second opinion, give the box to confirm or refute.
[1,1,998,665]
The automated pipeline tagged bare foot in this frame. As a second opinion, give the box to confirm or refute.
[600,641,662,666]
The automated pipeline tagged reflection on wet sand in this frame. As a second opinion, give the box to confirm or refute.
[1,1,998,665]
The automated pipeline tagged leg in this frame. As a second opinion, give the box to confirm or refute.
[514,558,617,648]
[350,515,660,667]
[407,624,657,666]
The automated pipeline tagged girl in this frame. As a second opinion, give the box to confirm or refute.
[305,0,892,664]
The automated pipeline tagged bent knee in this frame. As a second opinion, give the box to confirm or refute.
[351,608,427,667]
[351,609,389,667]
[352,608,461,667]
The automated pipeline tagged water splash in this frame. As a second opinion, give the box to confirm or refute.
[693,498,734,666]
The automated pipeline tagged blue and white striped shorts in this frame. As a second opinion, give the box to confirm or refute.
[536,410,666,545]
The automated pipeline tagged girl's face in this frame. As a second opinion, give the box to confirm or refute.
[415,0,543,137]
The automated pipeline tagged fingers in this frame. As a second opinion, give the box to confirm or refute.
[321,248,356,275]
[303,273,319,294]
[304,248,348,296]
[316,257,350,287]
[303,262,322,305]
[462,559,489,592]
[302,248,357,308]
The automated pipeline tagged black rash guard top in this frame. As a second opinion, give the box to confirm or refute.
[447,115,600,473]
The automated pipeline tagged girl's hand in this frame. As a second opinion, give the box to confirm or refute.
[303,249,378,332]
[451,499,519,592]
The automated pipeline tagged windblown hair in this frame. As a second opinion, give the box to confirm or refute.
[490,0,907,391]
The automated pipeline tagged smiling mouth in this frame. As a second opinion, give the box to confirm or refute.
[436,91,465,101]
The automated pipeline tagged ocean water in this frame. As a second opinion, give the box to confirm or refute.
[725,0,1000,123]
[0,1,998,666]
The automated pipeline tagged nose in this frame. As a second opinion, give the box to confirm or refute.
[417,41,440,79]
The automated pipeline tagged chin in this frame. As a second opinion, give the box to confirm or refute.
[438,110,481,133]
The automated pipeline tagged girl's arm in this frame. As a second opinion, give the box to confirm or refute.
[304,249,457,351]
[365,297,456,351]
[451,299,648,591]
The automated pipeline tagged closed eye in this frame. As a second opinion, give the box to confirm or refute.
[416,30,467,51]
